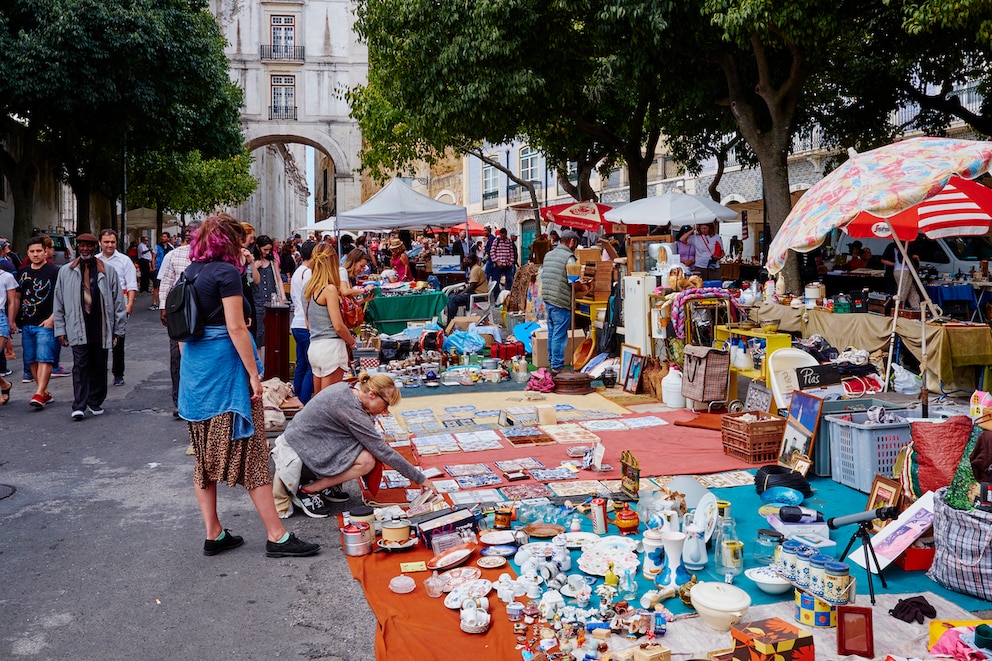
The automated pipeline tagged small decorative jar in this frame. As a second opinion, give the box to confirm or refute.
[823,561,851,604]
[753,528,784,566]
[780,540,802,581]
[808,553,832,597]
[795,546,817,588]
[613,502,640,536]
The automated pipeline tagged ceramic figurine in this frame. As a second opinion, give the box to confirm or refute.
[678,574,698,608]
[604,562,619,587]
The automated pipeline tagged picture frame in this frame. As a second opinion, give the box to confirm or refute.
[867,475,901,512]
[837,605,874,658]
[624,355,646,394]
[791,455,812,477]
[744,381,774,413]
[620,344,640,386]
[778,391,823,468]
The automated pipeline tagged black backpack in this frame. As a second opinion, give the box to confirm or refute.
[165,263,208,341]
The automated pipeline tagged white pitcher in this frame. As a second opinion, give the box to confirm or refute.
[682,523,708,572]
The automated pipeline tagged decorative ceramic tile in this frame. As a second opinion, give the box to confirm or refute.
[432,479,461,493]
[410,433,460,454]
[500,426,542,438]
[505,433,555,447]
[620,415,668,429]
[555,410,585,422]
[443,419,476,428]
[455,430,502,443]
[474,410,501,418]
[695,470,755,488]
[528,467,578,482]
[404,415,437,425]
[599,478,658,493]
[407,422,444,434]
[540,424,600,445]
[444,405,478,413]
[500,483,553,500]
[578,419,628,432]
[381,470,412,489]
[401,408,436,417]
[547,480,606,497]
[454,473,502,488]
[439,411,476,421]
[405,488,424,502]
[448,489,505,505]
[575,409,622,419]
[457,437,505,452]
[444,463,494,477]
[494,457,545,472]
[554,403,576,411]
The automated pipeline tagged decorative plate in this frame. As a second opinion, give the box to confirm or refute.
[521,523,566,538]
[477,556,507,569]
[479,530,517,546]
[376,538,418,552]
[480,544,518,557]
[440,566,482,591]
[443,579,494,609]
[563,531,600,549]
[693,492,720,543]
[581,536,640,554]
[576,549,639,577]
[426,544,476,571]
[520,542,556,557]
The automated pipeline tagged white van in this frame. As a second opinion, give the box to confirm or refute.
[832,232,992,276]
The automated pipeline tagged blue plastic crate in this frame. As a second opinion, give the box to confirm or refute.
[825,410,930,492]
[813,399,908,477]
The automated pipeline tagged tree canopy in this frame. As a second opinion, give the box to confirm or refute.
[0,0,244,244]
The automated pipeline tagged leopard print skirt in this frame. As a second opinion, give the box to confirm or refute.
[189,399,271,490]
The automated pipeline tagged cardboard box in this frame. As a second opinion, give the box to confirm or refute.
[445,315,481,334]
[731,617,814,661]
[632,642,671,661]
[895,545,935,571]
[412,506,479,547]
[531,329,586,368]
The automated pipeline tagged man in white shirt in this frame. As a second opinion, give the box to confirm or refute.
[98,229,137,386]
[290,240,316,404]
[136,236,153,293]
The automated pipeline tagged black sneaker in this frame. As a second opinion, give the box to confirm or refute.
[320,486,350,503]
[297,490,333,518]
[203,529,244,556]
[266,532,320,558]
[86,405,104,416]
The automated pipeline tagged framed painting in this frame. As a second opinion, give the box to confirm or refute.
[867,475,901,512]
[624,355,646,394]
[837,606,874,658]
[620,344,640,386]
[778,391,823,468]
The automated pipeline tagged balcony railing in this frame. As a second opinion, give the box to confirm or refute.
[482,190,499,210]
[260,45,305,62]
[268,106,297,121]
[507,182,541,204]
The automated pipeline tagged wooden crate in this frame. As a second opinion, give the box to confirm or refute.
[721,411,786,464]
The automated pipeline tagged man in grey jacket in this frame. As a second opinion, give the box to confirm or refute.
[539,230,588,374]
[53,233,127,420]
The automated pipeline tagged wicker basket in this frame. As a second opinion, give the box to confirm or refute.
[721,411,787,464]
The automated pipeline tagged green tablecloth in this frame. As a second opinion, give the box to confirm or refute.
[366,291,447,334]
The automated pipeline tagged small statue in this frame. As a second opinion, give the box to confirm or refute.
[604,562,619,587]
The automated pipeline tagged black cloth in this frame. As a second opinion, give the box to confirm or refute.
[16,262,60,326]
[138,258,152,292]
[112,332,126,379]
[889,596,936,624]
[190,261,249,327]
[71,343,108,410]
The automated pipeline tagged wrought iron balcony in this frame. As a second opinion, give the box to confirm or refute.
[268,106,298,121]
[507,182,541,204]
[260,45,305,62]
[482,190,499,210]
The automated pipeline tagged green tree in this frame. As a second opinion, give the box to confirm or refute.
[0,0,244,247]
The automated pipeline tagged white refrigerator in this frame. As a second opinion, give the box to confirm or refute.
[623,275,653,355]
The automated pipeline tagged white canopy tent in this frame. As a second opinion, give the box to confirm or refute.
[300,216,338,233]
[603,191,738,226]
[336,178,467,231]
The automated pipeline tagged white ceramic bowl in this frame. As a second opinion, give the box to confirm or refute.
[744,566,792,595]
[690,582,751,632]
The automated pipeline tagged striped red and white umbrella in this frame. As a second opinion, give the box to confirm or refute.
[845,175,992,240]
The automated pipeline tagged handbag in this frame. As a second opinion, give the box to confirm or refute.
[681,345,730,403]
[340,295,364,328]
[712,241,724,260]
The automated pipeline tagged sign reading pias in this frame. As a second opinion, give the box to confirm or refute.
[796,364,842,390]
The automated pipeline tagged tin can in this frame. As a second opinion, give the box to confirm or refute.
[591,498,608,535]
[823,561,851,604]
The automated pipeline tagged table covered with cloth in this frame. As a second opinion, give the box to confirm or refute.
[365,291,447,334]
[751,303,992,391]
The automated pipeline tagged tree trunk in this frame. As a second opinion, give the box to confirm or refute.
[758,148,801,291]
[9,164,38,253]
[156,206,164,238]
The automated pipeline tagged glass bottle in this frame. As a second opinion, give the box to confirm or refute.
[714,517,743,579]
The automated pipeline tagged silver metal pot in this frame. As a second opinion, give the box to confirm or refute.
[340,522,373,556]
[481,358,499,370]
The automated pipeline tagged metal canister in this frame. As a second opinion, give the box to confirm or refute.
[340,522,373,556]
[795,546,817,588]
[591,498,608,535]
[780,540,802,581]
[823,561,851,604]
[809,553,832,597]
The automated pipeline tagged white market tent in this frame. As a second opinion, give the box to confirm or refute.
[336,178,467,231]
[300,216,338,233]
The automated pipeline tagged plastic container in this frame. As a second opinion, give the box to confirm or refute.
[721,411,787,464]
[661,368,685,408]
[813,399,909,477]
[825,410,932,492]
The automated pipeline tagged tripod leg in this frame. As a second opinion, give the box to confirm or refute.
[862,531,888,589]
[860,530,877,605]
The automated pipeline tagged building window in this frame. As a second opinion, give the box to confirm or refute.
[482,158,498,210]
[270,75,296,120]
[557,161,578,196]
[271,16,295,57]
[519,145,538,183]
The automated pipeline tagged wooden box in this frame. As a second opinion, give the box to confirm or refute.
[731,617,814,661]
[632,642,672,661]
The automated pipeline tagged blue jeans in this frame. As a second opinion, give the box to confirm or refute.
[21,325,56,365]
[546,303,572,371]
[292,328,314,403]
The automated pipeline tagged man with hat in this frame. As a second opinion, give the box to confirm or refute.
[53,233,127,420]
[539,230,589,375]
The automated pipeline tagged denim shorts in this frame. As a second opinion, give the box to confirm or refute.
[0,308,8,339]
[21,325,56,364]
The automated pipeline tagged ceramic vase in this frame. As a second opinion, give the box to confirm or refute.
[657,530,686,590]
[682,523,708,572]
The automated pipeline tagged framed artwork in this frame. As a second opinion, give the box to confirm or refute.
[744,381,774,413]
[624,355,646,394]
[778,391,823,468]
[620,344,640,386]
[837,606,874,658]
[791,455,812,477]
[851,490,936,572]
[867,475,901,512]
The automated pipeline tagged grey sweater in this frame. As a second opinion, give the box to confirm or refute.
[283,382,426,484]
